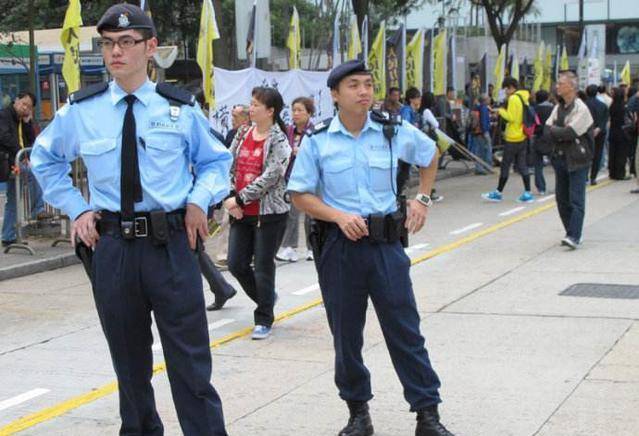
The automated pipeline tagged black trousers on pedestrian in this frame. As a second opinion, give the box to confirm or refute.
[317,228,441,412]
[498,140,531,192]
[590,133,605,182]
[227,214,287,327]
[92,228,227,436]
[197,248,235,301]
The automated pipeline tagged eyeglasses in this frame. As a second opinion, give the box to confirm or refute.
[97,36,147,50]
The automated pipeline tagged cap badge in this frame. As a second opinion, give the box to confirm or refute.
[118,13,130,28]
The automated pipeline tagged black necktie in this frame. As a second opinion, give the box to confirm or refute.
[121,94,142,220]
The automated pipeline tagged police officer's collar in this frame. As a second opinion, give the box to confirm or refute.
[110,78,154,107]
[327,113,381,137]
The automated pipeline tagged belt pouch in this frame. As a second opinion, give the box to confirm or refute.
[369,214,386,243]
[150,211,169,246]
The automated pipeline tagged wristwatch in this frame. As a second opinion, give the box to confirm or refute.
[415,193,433,208]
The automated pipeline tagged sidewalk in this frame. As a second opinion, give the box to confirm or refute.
[0,160,474,282]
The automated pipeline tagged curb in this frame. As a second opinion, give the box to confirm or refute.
[0,253,79,282]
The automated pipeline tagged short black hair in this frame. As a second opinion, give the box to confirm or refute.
[502,77,519,90]
[446,86,455,93]
[597,85,606,93]
[17,91,36,106]
[586,84,599,98]
[405,87,421,101]
[388,87,400,95]
[535,90,549,103]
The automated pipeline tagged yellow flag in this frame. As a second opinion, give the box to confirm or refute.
[367,22,386,101]
[196,0,220,107]
[621,60,631,85]
[533,41,545,93]
[432,29,447,96]
[286,6,301,69]
[405,29,424,91]
[347,15,362,61]
[60,0,82,94]
[511,50,519,82]
[542,44,553,91]
[493,44,505,102]
[560,45,569,71]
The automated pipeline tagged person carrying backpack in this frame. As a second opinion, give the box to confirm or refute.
[482,77,535,203]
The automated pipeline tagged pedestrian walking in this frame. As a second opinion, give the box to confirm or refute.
[584,84,609,185]
[544,70,594,249]
[224,86,291,340]
[30,4,231,434]
[532,90,555,195]
[482,77,534,203]
[288,60,454,436]
[277,96,314,262]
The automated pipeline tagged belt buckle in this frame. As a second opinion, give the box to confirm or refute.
[134,217,148,237]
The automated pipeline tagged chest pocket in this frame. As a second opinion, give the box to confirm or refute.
[144,131,186,182]
[368,156,396,192]
[80,138,118,185]
[322,157,355,197]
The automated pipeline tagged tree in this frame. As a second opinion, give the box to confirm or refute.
[351,0,424,32]
[475,0,536,51]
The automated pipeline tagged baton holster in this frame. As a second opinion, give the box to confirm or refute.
[149,210,169,246]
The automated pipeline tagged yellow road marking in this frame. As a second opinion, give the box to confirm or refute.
[0,179,612,435]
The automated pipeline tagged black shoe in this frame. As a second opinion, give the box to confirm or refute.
[416,406,454,436]
[630,188,639,194]
[206,288,237,311]
[338,401,374,436]
[590,179,597,186]
[2,240,17,247]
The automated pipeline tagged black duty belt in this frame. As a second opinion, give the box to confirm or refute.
[326,211,406,244]
[98,209,185,241]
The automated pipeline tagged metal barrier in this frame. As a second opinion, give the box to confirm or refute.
[3,148,88,255]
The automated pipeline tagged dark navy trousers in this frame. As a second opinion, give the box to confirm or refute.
[317,228,442,412]
[91,228,227,436]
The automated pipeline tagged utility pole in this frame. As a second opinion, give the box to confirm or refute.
[578,0,584,50]
[28,0,37,93]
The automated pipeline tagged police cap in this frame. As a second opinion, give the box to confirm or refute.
[97,3,157,37]
[327,60,372,90]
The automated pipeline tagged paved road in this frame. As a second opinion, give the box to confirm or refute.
[1,167,638,435]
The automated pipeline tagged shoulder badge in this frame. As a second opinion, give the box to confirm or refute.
[69,82,109,105]
[306,117,332,137]
[156,83,196,107]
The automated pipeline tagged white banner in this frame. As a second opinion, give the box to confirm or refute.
[211,67,333,135]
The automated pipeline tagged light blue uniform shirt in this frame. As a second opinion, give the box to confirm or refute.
[31,80,232,220]
[287,113,437,216]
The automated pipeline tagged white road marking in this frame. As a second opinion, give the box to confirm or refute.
[292,283,320,296]
[450,223,483,235]
[498,206,525,217]
[153,319,236,352]
[537,194,555,203]
[404,243,430,253]
[0,389,49,411]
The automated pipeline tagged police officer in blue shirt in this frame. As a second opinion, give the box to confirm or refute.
[31,4,230,435]
[288,60,454,436]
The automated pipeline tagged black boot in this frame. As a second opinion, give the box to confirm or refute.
[415,405,454,436]
[338,401,374,436]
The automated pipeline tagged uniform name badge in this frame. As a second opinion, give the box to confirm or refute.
[169,106,180,121]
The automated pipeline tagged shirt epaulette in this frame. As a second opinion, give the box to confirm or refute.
[307,118,332,137]
[156,83,196,106]
[69,82,109,105]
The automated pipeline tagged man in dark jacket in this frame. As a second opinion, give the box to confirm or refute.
[532,90,555,194]
[0,91,46,246]
[224,104,249,147]
[585,84,610,185]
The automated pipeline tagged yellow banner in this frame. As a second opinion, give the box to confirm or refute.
[560,45,569,71]
[432,29,447,96]
[405,30,423,91]
[60,0,82,93]
[367,22,386,101]
[511,50,519,82]
[347,15,361,61]
[621,60,631,85]
[196,0,220,107]
[542,44,553,91]
[533,41,545,93]
[286,6,301,69]
[493,44,505,102]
